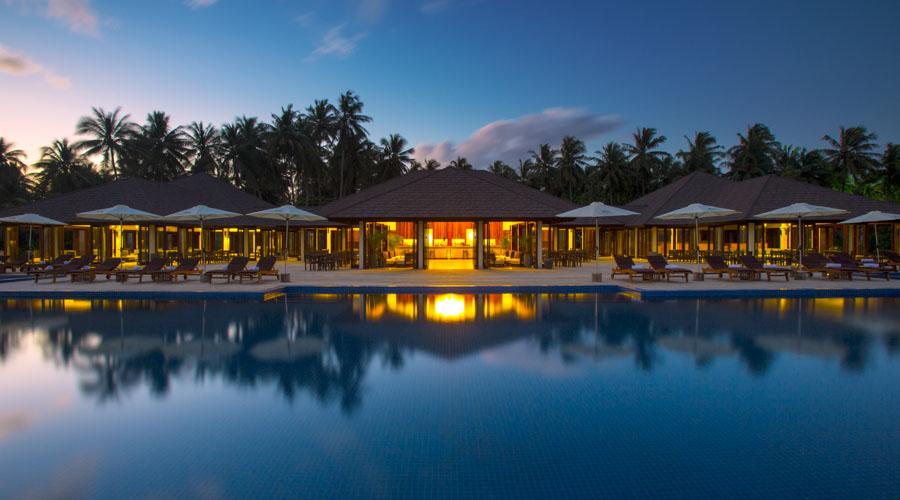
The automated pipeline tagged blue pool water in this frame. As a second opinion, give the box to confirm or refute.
[0,294,897,499]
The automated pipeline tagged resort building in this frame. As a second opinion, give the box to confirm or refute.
[1,168,898,268]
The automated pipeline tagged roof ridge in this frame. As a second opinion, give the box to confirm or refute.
[741,174,773,217]
[467,169,575,212]
[323,169,440,215]
[632,171,703,223]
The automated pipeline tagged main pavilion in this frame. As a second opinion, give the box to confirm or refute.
[1,168,898,270]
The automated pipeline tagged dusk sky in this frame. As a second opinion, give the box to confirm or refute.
[2,0,899,167]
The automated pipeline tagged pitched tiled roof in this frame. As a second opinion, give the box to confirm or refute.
[0,173,336,227]
[609,171,900,226]
[317,167,578,221]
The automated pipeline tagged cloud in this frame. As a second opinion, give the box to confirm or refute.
[0,44,72,89]
[420,0,451,14]
[294,11,314,27]
[307,25,366,61]
[47,0,100,36]
[413,108,621,168]
[358,0,388,22]
[185,0,218,8]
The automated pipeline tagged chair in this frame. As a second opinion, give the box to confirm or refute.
[21,254,69,273]
[611,255,656,281]
[646,255,691,282]
[154,257,201,282]
[881,250,900,271]
[239,256,278,283]
[30,256,92,283]
[801,253,847,280]
[829,253,891,281]
[1,256,28,273]
[738,254,791,281]
[70,258,122,282]
[204,256,249,283]
[115,257,167,283]
[702,255,745,280]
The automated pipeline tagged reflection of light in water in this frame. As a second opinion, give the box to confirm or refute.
[432,294,466,321]
[63,299,92,312]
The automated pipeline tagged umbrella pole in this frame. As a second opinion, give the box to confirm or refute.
[874,223,879,262]
[284,217,289,275]
[200,218,205,273]
[119,219,124,262]
[27,224,33,261]
[694,216,701,273]
[797,216,802,268]
[594,218,599,273]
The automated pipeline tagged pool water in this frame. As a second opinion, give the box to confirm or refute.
[0,294,898,499]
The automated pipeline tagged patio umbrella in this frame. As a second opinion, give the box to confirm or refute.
[0,213,65,260]
[557,202,639,273]
[248,205,326,275]
[164,205,240,271]
[754,203,848,267]
[656,203,738,272]
[839,211,900,261]
[77,205,160,261]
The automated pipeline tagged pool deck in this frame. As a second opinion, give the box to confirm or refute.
[0,260,898,299]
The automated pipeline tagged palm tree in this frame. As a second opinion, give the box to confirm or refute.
[335,91,372,197]
[772,145,830,187]
[624,128,669,195]
[821,126,879,192]
[593,142,631,205]
[727,124,779,180]
[186,122,222,176]
[123,111,189,181]
[267,105,308,203]
[880,143,900,201]
[448,156,473,170]
[526,144,557,191]
[488,160,518,180]
[32,139,102,196]
[0,137,31,207]
[676,131,721,175]
[378,134,414,180]
[424,159,441,171]
[556,136,587,200]
[75,107,135,179]
[222,116,282,203]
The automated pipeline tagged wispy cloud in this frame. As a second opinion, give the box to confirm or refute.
[0,44,71,89]
[420,0,451,14]
[46,0,100,36]
[413,108,622,168]
[184,0,218,9]
[294,11,314,27]
[358,0,388,23]
[307,25,366,62]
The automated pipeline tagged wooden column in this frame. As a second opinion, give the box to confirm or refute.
[358,221,365,270]
[476,220,484,269]
[416,221,425,269]
[536,221,543,269]
[747,223,756,254]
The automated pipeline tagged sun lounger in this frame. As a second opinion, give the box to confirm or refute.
[153,258,200,282]
[800,253,847,280]
[70,258,122,282]
[646,255,691,282]
[829,253,891,281]
[115,257,167,283]
[30,256,92,283]
[238,256,278,283]
[21,255,69,273]
[611,255,656,281]
[738,254,791,281]
[1,256,28,273]
[701,255,748,280]
[881,250,900,270]
[204,256,249,283]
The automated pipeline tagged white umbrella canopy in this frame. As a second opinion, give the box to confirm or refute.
[557,202,639,273]
[0,213,65,260]
[839,211,900,261]
[77,205,161,262]
[656,204,738,271]
[164,205,241,271]
[248,205,326,274]
[755,203,848,267]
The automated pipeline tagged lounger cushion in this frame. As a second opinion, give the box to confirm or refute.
[825,263,841,269]
[863,263,880,268]
[632,263,650,270]
[665,265,687,270]
[728,264,742,269]
[247,266,259,272]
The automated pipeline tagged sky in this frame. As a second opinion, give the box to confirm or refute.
[2,0,900,169]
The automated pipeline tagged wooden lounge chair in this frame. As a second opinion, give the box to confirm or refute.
[880,250,900,271]
[646,255,691,282]
[239,256,278,283]
[204,256,249,283]
[1,256,28,273]
[70,258,122,282]
[738,254,791,281]
[21,254,69,273]
[115,257,167,283]
[611,255,656,281]
[702,255,746,280]
[153,258,201,282]
[800,253,847,280]
[30,256,91,283]
[829,253,891,281]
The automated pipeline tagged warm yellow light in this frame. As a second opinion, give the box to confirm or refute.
[63,299,92,312]
[431,294,467,322]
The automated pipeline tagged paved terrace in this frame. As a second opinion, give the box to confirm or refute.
[0,259,897,299]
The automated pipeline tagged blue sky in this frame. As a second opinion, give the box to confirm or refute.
[2,0,899,167]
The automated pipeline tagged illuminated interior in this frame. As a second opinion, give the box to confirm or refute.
[360,293,537,322]
[426,222,475,270]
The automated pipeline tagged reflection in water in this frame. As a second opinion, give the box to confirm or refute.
[0,295,898,412]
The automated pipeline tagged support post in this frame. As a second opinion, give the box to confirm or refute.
[299,229,305,261]
[536,221,543,269]
[416,221,425,269]
[476,220,484,269]
[747,223,756,254]
[148,225,157,259]
[358,221,365,270]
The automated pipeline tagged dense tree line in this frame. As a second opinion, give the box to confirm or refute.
[1,93,898,210]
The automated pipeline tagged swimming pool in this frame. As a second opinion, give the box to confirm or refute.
[0,294,897,498]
